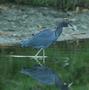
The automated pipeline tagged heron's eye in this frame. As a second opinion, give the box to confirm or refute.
[63,22,68,27]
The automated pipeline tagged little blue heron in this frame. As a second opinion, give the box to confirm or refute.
[21,65,72,90]
[20,20,75,65]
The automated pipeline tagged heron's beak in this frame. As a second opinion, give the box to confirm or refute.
[68,23,75,31]
[68,82,73,87]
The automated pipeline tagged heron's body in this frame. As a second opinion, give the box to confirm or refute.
[20,21,73,65]
[21,22,63,48]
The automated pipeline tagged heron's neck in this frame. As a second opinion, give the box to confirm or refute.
[55,75,63,89]
[55,75,68,90]
[55,25,63,37]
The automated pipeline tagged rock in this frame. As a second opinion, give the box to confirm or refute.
[0,5,89,46]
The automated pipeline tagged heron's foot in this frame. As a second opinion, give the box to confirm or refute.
[34,58,43,66]
[33,55,43,66]
[34,48,46,66]
[38,61,43,67]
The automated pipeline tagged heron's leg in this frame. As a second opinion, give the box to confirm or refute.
[43,49,45,64]
[35,48,43,56]
[34,48,43,66]
[34,58,43,66]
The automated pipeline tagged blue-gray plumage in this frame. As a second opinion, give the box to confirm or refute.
[20,20,71,48]
[21,29,56,48]
[20,20,74,65]
[21,65,69,90]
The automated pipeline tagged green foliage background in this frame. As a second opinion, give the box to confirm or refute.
[0,0,89,10]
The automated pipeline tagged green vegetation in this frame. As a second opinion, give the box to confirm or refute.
[0,39,89,90]
[0,0,89,10]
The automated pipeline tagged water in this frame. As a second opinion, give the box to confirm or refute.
[0,39,89,90]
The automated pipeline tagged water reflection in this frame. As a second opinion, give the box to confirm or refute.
[0,39,89,90]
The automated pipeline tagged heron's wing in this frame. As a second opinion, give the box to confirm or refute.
[29,29,56,48]
[20,29,56,48]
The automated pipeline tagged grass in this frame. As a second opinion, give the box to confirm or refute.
[0,40,89,90]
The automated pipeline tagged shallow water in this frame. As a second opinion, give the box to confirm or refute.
[0,39,89,90]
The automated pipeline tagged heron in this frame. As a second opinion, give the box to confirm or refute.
[21,65,72,90]
[20,19,75,65]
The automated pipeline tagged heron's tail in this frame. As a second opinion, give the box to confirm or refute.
[20,38,31,47]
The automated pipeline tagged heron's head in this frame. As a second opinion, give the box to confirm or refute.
[61,82,73,90]
[57,19,75,31]
[61,83,69,90]
[60,20,69,27]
